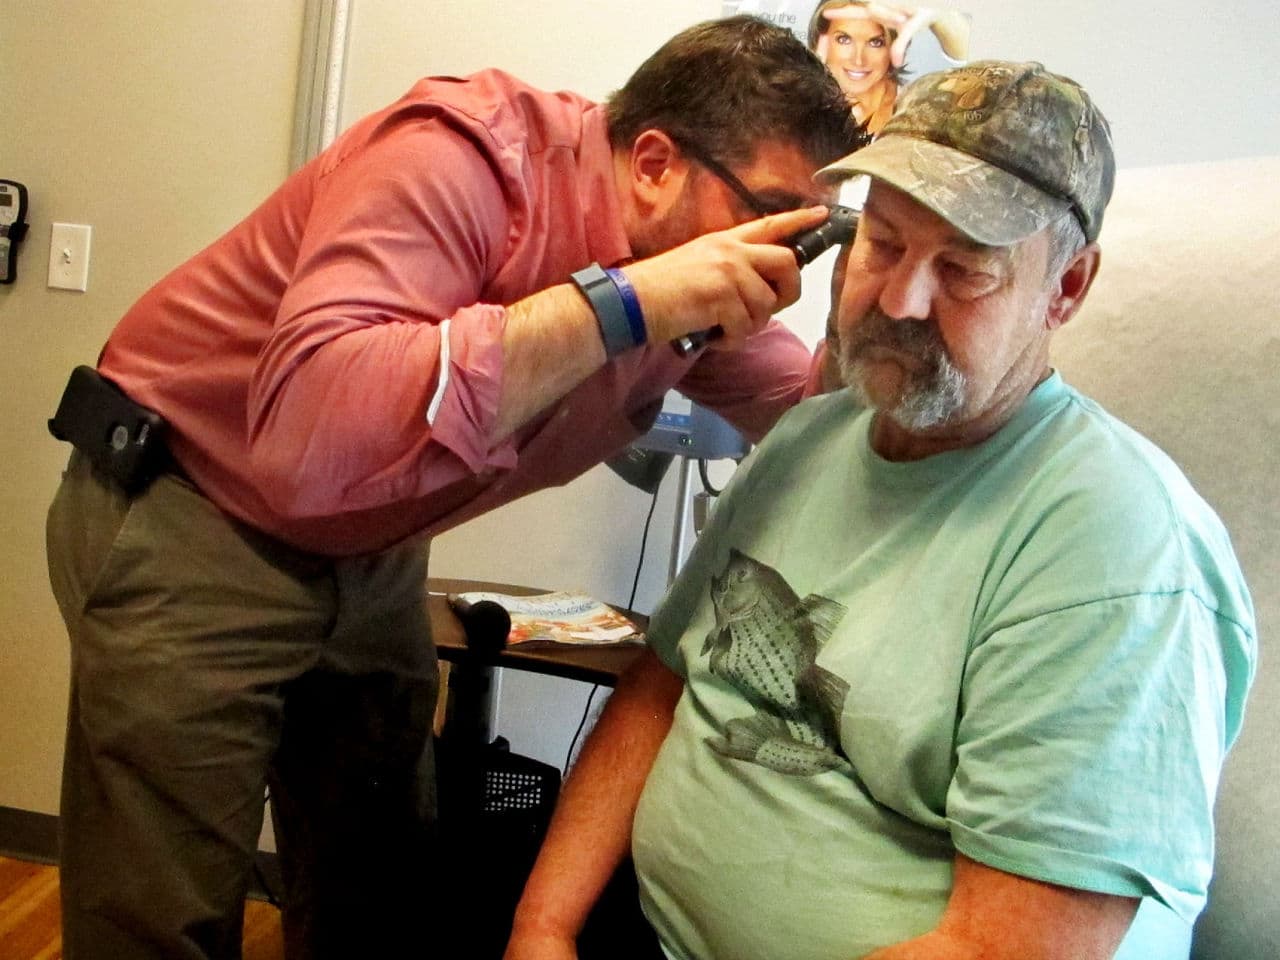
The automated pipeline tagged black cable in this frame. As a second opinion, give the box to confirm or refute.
[699,450,751,498]
[564,684,599,776]
[697,457,726,497]
[627,483,662,611]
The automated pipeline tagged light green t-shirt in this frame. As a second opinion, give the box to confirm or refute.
[633,374,1256,960]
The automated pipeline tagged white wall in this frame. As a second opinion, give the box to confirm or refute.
[1,0,1276,817]
[959,0,1279,168]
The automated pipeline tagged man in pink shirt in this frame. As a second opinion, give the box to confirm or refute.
[45,15,862,960]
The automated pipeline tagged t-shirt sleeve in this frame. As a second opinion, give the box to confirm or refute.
[947,590,1248,922]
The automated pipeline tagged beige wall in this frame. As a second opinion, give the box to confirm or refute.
[0,2,304,816]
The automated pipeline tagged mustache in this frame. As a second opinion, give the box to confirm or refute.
[837,307,968,429]
[842,308,949,363]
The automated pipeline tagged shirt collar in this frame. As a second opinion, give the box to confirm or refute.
[578,104,632,268]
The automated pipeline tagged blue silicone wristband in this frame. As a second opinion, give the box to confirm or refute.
[571,263,635,358]
[604,267,647,348]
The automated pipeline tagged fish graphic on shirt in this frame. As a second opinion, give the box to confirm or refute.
[701,549,849,776]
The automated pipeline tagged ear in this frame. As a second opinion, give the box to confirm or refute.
[627,129,690,217]
[1044,243,1101,331]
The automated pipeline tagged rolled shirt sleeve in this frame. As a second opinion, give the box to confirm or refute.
[678,321,814,443]
[244,109,520,517]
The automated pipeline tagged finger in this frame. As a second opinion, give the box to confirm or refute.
[746,242,805,306]
[890,34,912,67]
[763,251,804,310]
[865,2,912,25]
[890,8,942,67]
[930,11,971,60]
[895,9,935,48]
[733,246,804,333]
[823,7,875,22]
[827,4,908,27]
[701,257,789,347]
[731,205,831,245]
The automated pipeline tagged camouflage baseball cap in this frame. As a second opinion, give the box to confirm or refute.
[817,61,1115,245]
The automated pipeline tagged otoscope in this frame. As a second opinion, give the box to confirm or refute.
[673,204,858,355]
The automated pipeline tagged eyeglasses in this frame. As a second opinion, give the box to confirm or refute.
[671,137,779,219]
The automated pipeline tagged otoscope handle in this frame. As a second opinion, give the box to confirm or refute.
[787,204,858,266]
[672,205,858,356]
[674,328,721,354]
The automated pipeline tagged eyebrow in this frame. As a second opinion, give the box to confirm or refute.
[752,187,811,214]
[861,203,1016,264]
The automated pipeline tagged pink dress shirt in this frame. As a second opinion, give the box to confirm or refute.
[99,70,816,556]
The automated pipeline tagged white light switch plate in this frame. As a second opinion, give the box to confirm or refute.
[48,222,92,292]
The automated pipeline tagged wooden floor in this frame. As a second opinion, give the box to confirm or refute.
[0,856,284,960]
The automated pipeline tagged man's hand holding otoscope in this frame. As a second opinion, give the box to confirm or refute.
[570,205,857,371]
[601,205,839,360]
[673,204,858,354]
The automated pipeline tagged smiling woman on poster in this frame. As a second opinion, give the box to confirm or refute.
[808,1,899,133]
[725,2,969,136]
[808,1,970,133]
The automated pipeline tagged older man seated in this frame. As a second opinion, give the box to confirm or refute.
[504,60,1257,960]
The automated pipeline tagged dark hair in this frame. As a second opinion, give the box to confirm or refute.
[606,15,863,168]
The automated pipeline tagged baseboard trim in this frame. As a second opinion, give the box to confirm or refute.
[0,804,282,903]
[0,805,58,864]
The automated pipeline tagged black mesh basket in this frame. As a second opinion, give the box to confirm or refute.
[482,747,560,817]
[434,737,561,958]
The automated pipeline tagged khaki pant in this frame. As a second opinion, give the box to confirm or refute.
[47,453,439,959]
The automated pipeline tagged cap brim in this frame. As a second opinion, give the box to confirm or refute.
[817,135,1071,246]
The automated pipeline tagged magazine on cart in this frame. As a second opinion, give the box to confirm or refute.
[449,590,644,647]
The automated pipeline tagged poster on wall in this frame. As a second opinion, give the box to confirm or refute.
[723,1,971,138]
